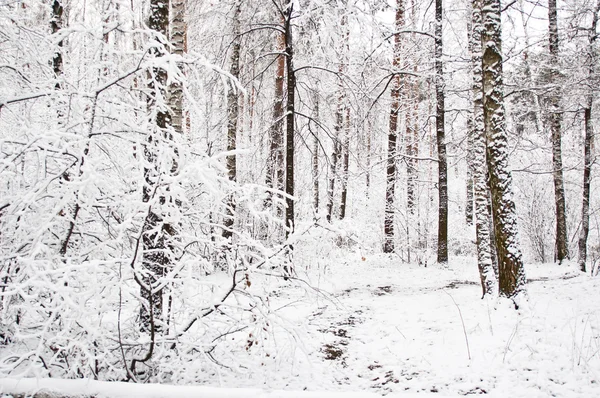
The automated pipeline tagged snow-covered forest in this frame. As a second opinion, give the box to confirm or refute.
[0,0,599,396]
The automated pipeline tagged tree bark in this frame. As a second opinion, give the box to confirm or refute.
[311,89,320,216]
[223,1,241,240]
[481,0,526,301]
[470,0,497,297]
[140,0,174,334]
[384,0,404,254]
[51,0,64,88]
[284,5,295,239]
[548,0,569,263]
[265,15,286,214]
[339,15,350,220]
[435,0,448,264]
[578,0,600,272]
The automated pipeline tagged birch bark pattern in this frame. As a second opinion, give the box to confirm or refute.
[470,0,497,297]
[435,0,448,264]
[548,0,569,263]
[481,0,526,300]
[311,89,320,216]
[578,0,600,272]
[384,0,404,253]
[284,5,295,239]
[223,1,241,240]
[340,14,350,220]
[140,0,173,333]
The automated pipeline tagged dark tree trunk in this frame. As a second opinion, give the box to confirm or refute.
[284,5,295,239]
[384,0,404,254]
[481,0,527,301]
[435,0,448,264]
[548,0,569,263]
[265,16,286,213]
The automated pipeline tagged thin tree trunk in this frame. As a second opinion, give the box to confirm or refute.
[169,0,186,134]
[284,4,295,239]
[481,0,527,301]
[466,117,474,227]
[366,118,372,196]
[312,89,320,216]
[384,0,404,254]
[548,0,569,263]
[578,0,600,272]
[223,1,241,240]
[340,106,350,219]
[435,0,448,264]
[339,15,350,220]
[265,16,286,213]
[470,0,497,297]
[51,0,64,88]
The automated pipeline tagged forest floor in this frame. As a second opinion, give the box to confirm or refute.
[263,254,600,397]
[2,255,599,398]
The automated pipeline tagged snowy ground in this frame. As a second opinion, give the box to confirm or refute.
[241,254,600,397]
[2,255,599,397]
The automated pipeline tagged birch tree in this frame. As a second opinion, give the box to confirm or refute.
[578,0,600,272]
[481,0,527,300]
[470,0,497,297]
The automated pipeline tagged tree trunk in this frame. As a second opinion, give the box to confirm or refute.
[578,0,600,272]
[465,116,474,227]
[548,0,569,263]
[340,106,350,219]
[265,16,286,213]
[223,1,241,240]
[384,0,404,254]
[284,5,295,239]
[366,118,372,197]
[312,89,320,216]
[51,0,64,88]
[481,0,527,301]
[435,0,448,264]
[470,0,497,297]
[140,0,173,334]
[326,100,342,223]
[339,15,350,220]
[169,0,186,134]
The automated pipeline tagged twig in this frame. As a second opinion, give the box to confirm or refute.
[443,289,471,360]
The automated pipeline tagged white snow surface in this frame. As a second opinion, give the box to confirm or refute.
[2,254,599,397]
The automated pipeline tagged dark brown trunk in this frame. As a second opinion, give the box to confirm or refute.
[266,18,286,213]
[548,0,569,263]
[384,0,404,254]
[435,0,448,264]
[284,5,295,239]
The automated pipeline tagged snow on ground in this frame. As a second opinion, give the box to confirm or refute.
[2,254,599,397]
[263,254,600,397]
